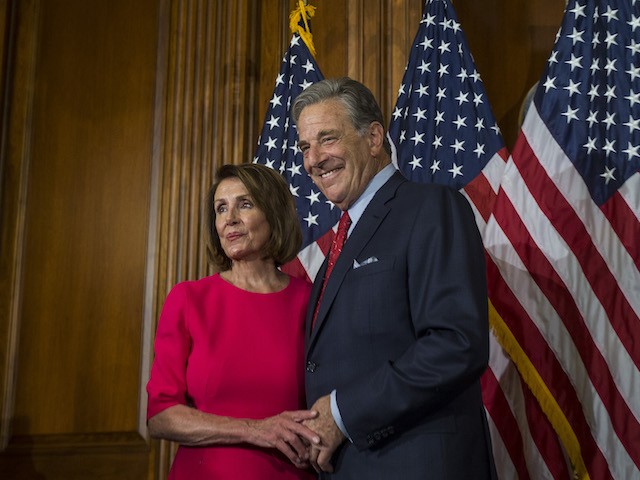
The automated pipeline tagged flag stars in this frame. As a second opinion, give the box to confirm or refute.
[448,163,463,178]
[475,118,485,131]
[603,138,616,156]
[629,14,640,32]
[416,84,429,97]
[419,36,434,50]
[269,93,282,108]
[453,115,467,129]
[568,27,585,45]
[628,39,640,55]
[623,142,640,161]
[266,115,280,129]
[604,85,617,102]
[455,91,469,105]
[473,93,483,107]
[586,110,598,127]
[605,56,618,73]
[566,53,583,71]
[603,6,618,23]
[409,155,423,170]
[562,105,579,123]
[303,211,318,227]
[430,159,440,174]
[604,32,618,49]
[451,139,465,153]
[584,137,597,154]
[588,84,600,101]
[600,165,616,184]
[410,131,425,146]
[625,90,640,107]
[265,136,278,151]
[564,79,581,96]
[418,60,431,74]
[474,142,486,158]
[570,3,586,19]
[302,59,315,73]
[288,163,302,177]
[624,115,640,134]
[590,58,600,74]
[433,135,443,149]
[299,79,313,90]
[413,107,428,122]
[289,184,299,197]
[434,110,445,125]
[306,190,321,205]
[544,76,557,92]
[602,112,616,130]
[436,87,447,101]
[437,63,450,76]
[627,65,640,81]
[438,40,451,55]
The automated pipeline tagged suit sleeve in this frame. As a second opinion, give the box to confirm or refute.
[337,187,489,450]
[146,283,192,419]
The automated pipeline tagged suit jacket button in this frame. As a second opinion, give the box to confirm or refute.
[306,361,317,372]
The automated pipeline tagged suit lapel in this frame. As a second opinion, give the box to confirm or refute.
[307,172,406,353]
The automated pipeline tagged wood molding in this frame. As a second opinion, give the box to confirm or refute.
[0,0,40,451]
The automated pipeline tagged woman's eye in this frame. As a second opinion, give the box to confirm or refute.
[216,205,227,214]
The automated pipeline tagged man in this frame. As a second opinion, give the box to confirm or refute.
[292,77,497,479]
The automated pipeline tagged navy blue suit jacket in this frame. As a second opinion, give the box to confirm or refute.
[305,172,497,479]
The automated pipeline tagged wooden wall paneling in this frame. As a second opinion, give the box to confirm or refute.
[455,0,565,149]
[149,1,261,476]
[0,0,39,451]
[0,0,160,477]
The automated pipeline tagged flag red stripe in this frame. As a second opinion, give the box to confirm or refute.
[481,369,531,480]
[282,256,311,282]
[512,137,640,368]
[315,228,334,256]
[463,173,496,222]
[487,258,612,479]
[600,190,640,271]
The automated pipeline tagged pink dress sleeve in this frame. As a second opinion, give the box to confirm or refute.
[146,283,191,419]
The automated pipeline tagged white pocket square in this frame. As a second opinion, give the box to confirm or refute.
[353,256,379,269]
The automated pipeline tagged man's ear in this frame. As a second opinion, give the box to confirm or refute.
[368,121,385,155]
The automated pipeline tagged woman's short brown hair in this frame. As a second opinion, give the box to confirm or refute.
[206,163,302,271]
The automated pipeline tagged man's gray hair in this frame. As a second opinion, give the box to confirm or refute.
[292,77,392,155]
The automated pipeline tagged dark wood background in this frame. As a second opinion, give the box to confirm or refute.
[0,0,565,478]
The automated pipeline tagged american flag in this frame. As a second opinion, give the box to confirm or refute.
[253,4,340,281]
[485,0,640,478]
[388,0,571,478]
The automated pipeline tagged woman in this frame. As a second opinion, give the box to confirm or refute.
[146,163,318,479]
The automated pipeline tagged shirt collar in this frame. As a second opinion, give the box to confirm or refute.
[345,163,396,235]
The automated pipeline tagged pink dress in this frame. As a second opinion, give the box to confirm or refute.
[147,273,314,480]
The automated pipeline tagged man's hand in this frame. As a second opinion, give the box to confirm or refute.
[303,395,346,473]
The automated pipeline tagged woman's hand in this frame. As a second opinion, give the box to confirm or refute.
[245,410,320,468]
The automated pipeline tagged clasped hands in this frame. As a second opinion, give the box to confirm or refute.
[253,394,345,473]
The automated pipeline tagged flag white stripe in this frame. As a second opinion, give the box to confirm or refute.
[618,171,640,223]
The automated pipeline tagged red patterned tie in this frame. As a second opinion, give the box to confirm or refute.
[311,211,351,330]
